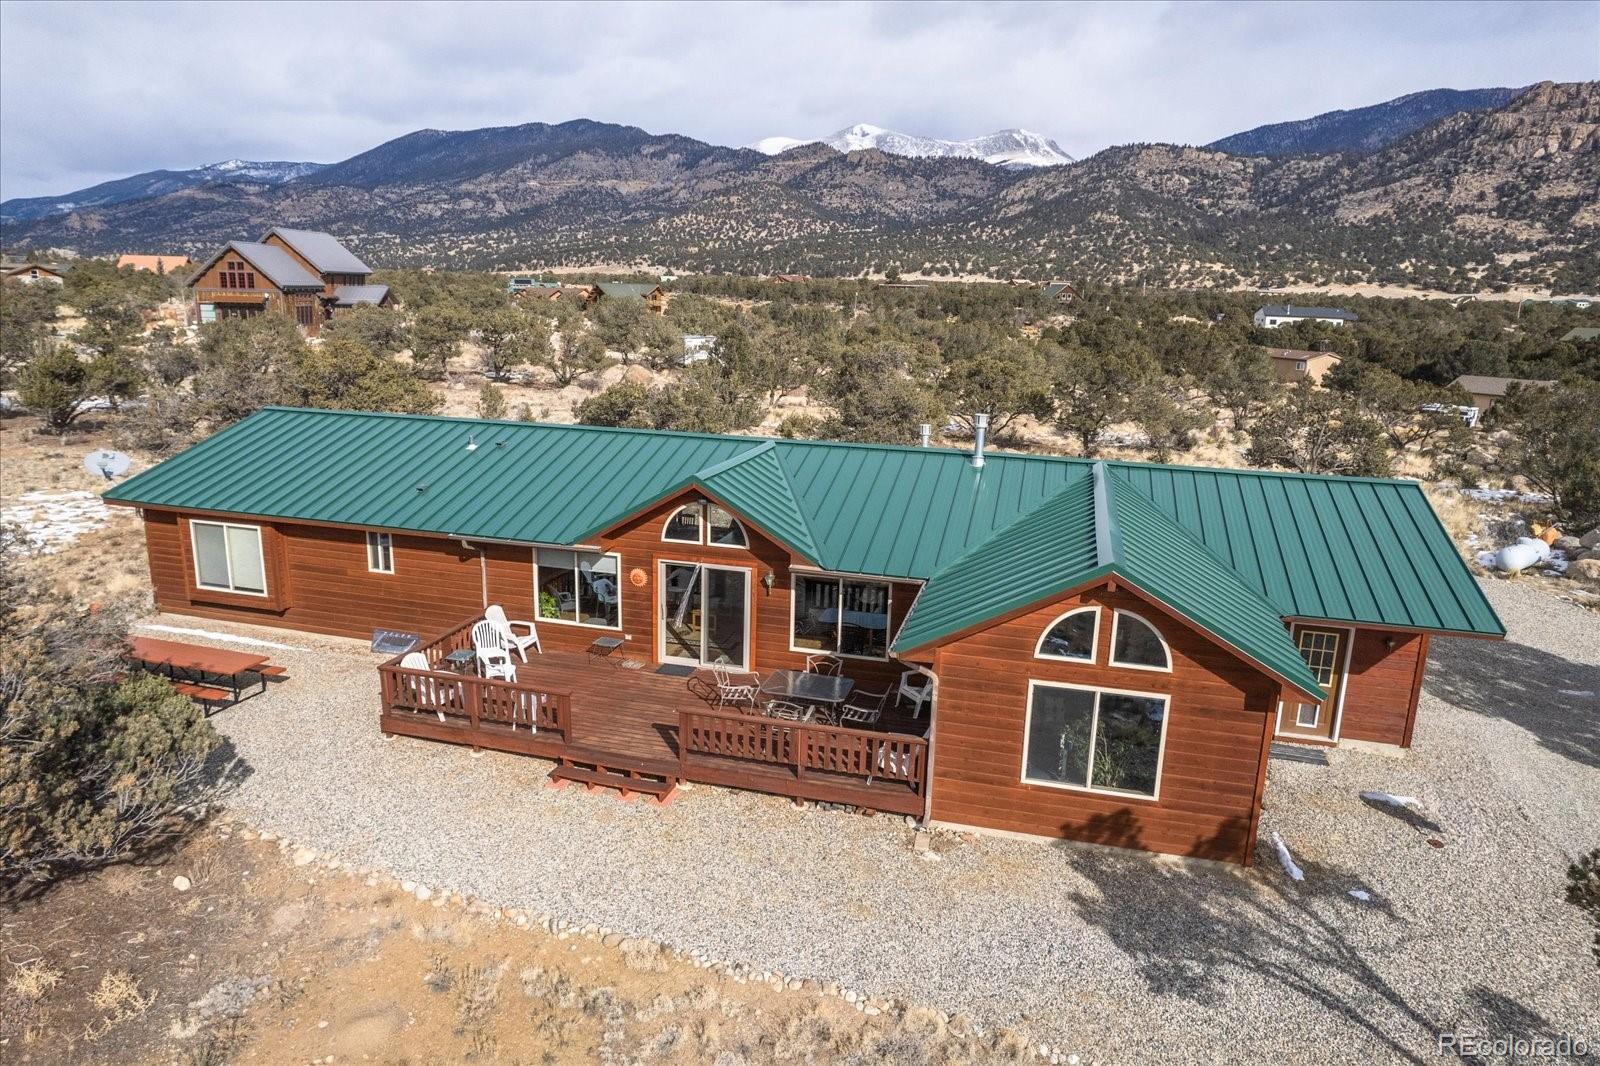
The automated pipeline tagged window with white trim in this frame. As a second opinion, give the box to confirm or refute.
[791,573,891,659]
[366,531,394,573]
[1023,681,1168,799]
[1110,611,1170,670]
[190,520,267,596]
[1036,607,1098,662]
[536,549,620,628]
[662,502,746,547]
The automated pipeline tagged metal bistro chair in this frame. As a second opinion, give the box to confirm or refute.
[804,654,843,676]
[839,685,892,727]
[764,700,811,722]
[710,657,760,709]
[471,620,518,682]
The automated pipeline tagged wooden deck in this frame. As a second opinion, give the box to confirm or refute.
[377,619,929,816]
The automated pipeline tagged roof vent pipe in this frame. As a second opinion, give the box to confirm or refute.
[918,423,931,448]
[971,413,989,468]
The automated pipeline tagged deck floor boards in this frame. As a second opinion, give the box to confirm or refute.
[381,649,927,814]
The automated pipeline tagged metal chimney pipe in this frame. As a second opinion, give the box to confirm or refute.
[918,423,931,448]
[971,413,989,468]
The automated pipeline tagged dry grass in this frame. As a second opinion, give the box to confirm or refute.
[5,959,64,1002]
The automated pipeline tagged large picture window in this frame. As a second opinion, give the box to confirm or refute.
[536,549,620,628]
[791,573,891,659]
[190,520,267,596]
[1023,682,1168,799]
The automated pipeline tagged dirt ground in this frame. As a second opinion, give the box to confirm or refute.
[0,821,1030,1065]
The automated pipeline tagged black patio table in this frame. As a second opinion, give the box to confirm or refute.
[760,669,854,708]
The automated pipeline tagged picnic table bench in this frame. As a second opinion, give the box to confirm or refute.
[128,636,283,707]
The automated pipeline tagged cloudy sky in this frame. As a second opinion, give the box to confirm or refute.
[2,0,1593,200]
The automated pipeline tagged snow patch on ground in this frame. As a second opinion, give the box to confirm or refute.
[1271,832,1304,882]
[1,490,112,551]
[137,623,309,652]
[1457,487,1554,505]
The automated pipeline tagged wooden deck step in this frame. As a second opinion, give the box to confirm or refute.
[172,681,231,704]
[549,761,677,805]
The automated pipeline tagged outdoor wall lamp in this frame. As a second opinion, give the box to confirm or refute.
[761,571,776,591]
[1384,635,1398,651]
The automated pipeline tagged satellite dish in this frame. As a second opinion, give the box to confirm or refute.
[84,449,132,480]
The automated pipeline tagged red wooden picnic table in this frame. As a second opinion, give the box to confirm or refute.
[128,636,275,703]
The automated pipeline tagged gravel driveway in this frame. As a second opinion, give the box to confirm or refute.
[172,576,1599,1063]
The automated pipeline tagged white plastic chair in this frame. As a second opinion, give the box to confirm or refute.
[471,620,518,682]
[399,651,449,722]
[485,604,541,661]
[898,669,932,718]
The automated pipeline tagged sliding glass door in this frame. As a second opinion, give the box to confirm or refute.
[659,561,749,670]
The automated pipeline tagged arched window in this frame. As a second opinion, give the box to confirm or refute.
[662,501,747,548]
[1035,607,1098,662]
[1110,611,1170,671]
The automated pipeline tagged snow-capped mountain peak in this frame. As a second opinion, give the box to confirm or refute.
[747,124,1073,168]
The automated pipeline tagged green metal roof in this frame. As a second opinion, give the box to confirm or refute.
[594,282,661,299]
[595,441,822,563]
[103,407,1503,640]
[892,465,1326,698]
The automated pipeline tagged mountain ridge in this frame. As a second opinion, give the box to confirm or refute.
[1,159,326,224]
[747,123,1074,168]
[2,82,1593,292]
[1208,86,1521,157]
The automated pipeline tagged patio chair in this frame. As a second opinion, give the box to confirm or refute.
[471,621,518,682]
[804,654,843,676]
[485,604,542,661]
[399,651,450,722]
[897,669,933,718]
[709,657,760,708]
[839,686,892,726]
[764,700,811,721]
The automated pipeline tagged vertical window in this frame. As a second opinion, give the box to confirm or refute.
[1110,611,1170,670]
[366,531,394,573]
[791,574,891,659]
[1023,682,1168,799]
[190,520,267,595]
[536,549,620,628]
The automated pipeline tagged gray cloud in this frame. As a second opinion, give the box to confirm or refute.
[2,0,1593,200]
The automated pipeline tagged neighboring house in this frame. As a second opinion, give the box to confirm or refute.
[681,334,716,364]
[1264,347,1342,385]
[118,253,192,274]
[1253,304,1358,328]
[772,274,811,283]
[1042,281,1079,304]
[515,286,571,303]
[592,281,666,314]
[105,407,1502,867]
[1560,327,1600,343]
[186,228,392,335]
[2,260,68,285]
[507,276,560,294]
[1448,375,1558,415]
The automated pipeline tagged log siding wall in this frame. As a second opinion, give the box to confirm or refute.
[929,585,1282,864]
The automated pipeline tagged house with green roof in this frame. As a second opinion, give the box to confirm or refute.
[105,407,1501,865]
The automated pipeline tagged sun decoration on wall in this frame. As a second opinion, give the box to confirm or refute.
[629,567,647,587]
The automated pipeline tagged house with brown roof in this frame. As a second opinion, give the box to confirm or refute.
[1264,347,1342,385]
[186,228,392,336]
[2,260,69,285]
[118,253,193,274]
[1448,375,1558,415]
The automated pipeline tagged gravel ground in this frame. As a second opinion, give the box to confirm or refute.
[168,577,1598,1063]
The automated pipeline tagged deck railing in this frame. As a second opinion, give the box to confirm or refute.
[377,615,571,740]
[677,706,928,795]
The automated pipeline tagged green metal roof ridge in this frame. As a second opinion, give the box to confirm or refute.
[1100,473,1325,699]
[1092,461,1118,568]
